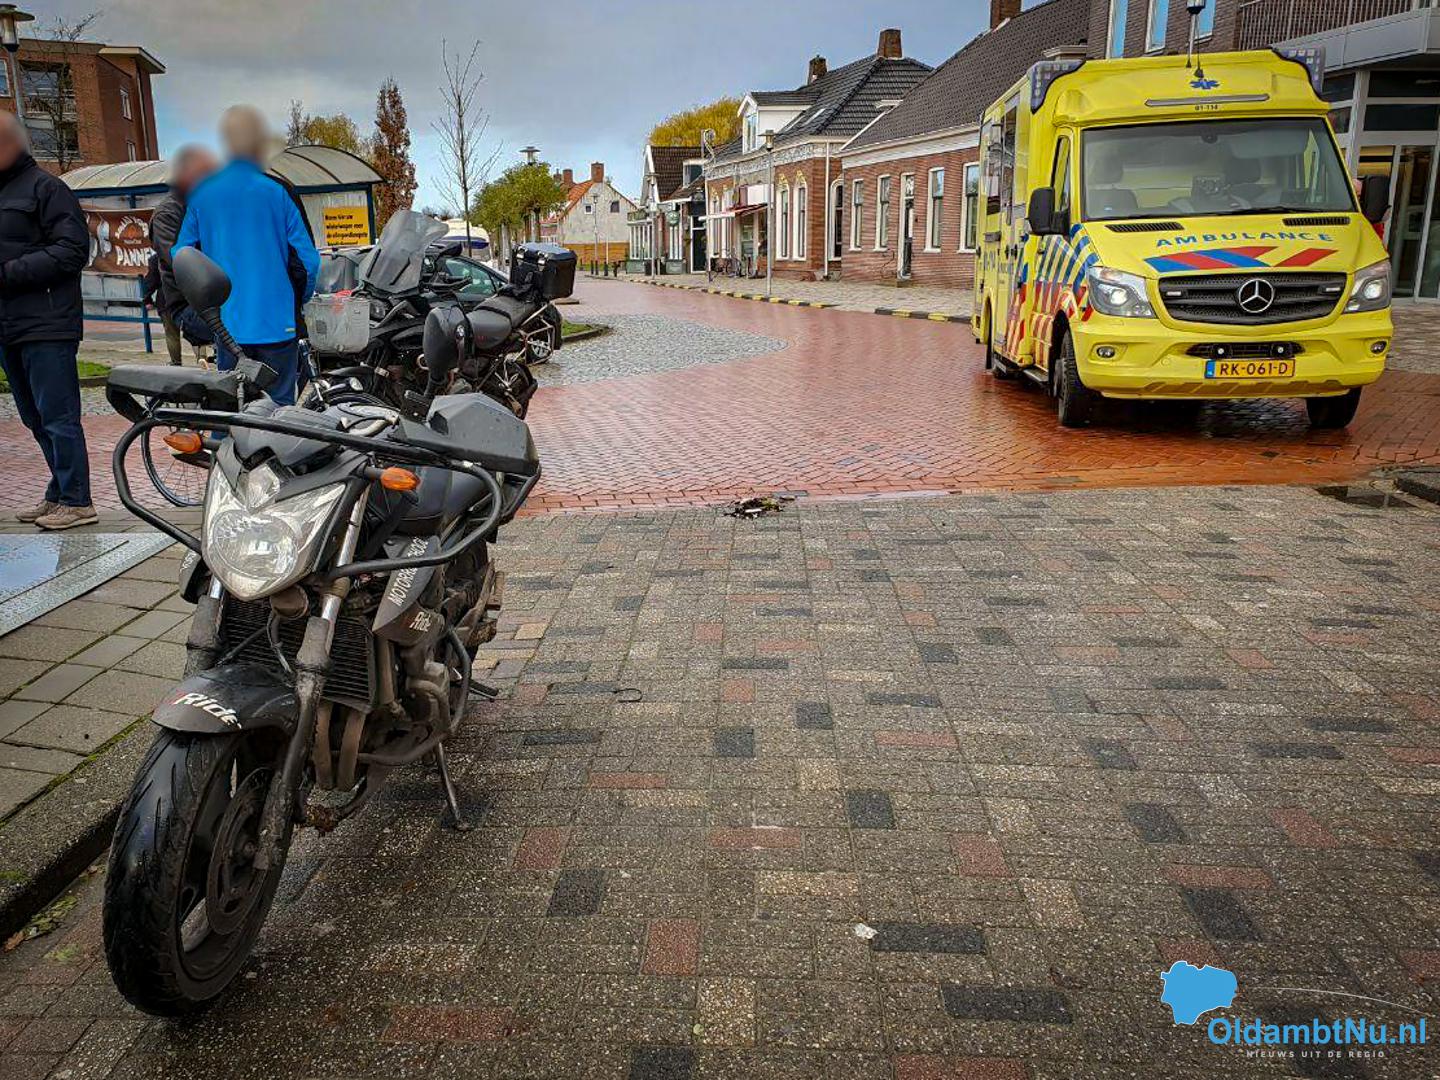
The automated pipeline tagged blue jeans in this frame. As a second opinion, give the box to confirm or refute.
[0,340,91,506]
[216,338,299,406]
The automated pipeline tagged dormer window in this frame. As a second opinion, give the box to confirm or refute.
[744,112,758,153]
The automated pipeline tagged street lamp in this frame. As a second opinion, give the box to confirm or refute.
[763,129,775,299]
[0,5,34,126]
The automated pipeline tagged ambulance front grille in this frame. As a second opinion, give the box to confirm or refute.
[1158,272,1346,326]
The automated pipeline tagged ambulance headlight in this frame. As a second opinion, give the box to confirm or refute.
[1086,266,1155,318]
[1345,260,1391,313]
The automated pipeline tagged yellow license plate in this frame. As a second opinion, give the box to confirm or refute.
[1205,358,1296,379]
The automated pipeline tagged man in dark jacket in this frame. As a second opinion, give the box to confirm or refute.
[0,113,94,530]
[148,145,217,364]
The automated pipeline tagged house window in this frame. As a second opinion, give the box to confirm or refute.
[926,167,944,250]
[777,183,790,259]
[0,62,8,97]
[1107,0,1129,57]
[126,139,137,161]
[794,183,806,260]
[1196,0,1215,37]
[744,112,758,153]
[850,179,863,250]
[583,202,593,214]
[876,175,891,249]
[1145,0,1169,52]
[120,86,132,120]
[960,162,980,252]
[610,200,620,213]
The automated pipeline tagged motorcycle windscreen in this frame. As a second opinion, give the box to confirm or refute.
[357,210,449,295]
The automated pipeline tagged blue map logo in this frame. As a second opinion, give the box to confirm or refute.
[1191,76,1220,90]
[1161,961,1238,1025]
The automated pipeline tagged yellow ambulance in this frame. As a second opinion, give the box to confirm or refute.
[971,48,1393,428]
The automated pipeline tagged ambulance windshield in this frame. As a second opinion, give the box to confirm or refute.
[1081,117,1356,221]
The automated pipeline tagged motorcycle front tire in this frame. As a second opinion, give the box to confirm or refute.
[103,729,290,1017]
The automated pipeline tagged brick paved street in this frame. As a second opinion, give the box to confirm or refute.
[0,486,1437,1078]
[6,281,1440,515]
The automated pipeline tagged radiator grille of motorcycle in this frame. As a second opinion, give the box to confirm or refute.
[218,597,375,711]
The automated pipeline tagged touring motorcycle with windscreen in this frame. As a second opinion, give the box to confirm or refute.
[99,245,541,1015]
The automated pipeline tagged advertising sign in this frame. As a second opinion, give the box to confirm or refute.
[85,210,154,275]
[323,205,371,247]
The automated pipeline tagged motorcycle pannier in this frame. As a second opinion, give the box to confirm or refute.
[511,243,577,300]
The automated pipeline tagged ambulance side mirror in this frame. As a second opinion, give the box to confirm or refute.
[1027,187,1067,236]
[1359,175,1390,225]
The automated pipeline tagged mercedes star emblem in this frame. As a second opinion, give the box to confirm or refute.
[1236,277,1276,315]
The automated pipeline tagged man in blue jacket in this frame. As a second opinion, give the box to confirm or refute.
[174,106,318,405]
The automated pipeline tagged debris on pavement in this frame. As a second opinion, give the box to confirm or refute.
[726,494,795,519]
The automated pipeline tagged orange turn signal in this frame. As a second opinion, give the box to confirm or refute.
[379,467,420,492]
[163,431,203,454]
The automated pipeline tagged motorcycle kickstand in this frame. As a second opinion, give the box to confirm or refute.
[433,742,474,832]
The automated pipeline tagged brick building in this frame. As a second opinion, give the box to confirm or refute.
[840,0,1089,289]
[538,162,636,265]
[0,37,162,174]
[704,30,932,281]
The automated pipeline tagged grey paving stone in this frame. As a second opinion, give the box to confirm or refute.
[0,768,51,817]
[112,640,185,680]
[1124,803,1186,843]
[62,669,174,713]
[795,702,833,730]
[0,699,46,741]
[627,1045,694,1080]
[940,984,1073,1023]
[1251,742,1344,760]
[547,868,606,917]
[720,658,788,671]
[1306,717,1393,734]
[1180,888,1262,941]
[614,595,644,612]
[8,705,136,754]
[66,634,147,669]
[32,601,135,633]
[0,743,83,775]
[917,643,958,664]
[112,608,189,640]
[0,625,101,663]
[10,664,101,704]
[713,727,755,758]
[0,659,47,698]
[522,730,602,746]
[1151,675,1224,690]
[869,922,985,954]
[845,789,896,829]
[976,627,1014,646]
[1083,738,1137,771]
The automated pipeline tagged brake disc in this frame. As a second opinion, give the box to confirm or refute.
[205,768,271,935]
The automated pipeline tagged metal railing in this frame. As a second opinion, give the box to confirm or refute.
[1236,0,1417,49]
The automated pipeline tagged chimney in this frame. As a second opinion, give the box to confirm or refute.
[990,0,1020,28]
[877,28,902,59]
[808,55,828,83]
[562,167,574,186]
[590,162,605,184]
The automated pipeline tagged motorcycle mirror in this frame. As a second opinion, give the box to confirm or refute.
[421,304,468,394]
[173,246,232,318]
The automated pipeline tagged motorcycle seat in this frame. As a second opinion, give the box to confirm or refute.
[477,293,544,331]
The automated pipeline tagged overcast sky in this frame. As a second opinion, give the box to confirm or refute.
[49,0,1016,208]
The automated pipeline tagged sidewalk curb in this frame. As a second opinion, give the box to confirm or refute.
[606,276,835,309]
[1395,467,1440,506]
[874,308,969,323]
[0,722,152,940]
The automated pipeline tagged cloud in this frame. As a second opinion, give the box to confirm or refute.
[48,0,987,205]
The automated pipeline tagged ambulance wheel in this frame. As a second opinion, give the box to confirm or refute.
[1054,329,1098,428]
[984,313,1014,380]
[1306,389,1361,430]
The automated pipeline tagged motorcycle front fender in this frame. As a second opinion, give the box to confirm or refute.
[151,663,298,736]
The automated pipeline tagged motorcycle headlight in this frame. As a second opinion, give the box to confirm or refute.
[202,464,346,601]
[1086,265,1156,318]
[1345,259,1392,313]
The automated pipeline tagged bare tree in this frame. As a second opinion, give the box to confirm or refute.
[25,10,102,173]
[431,39,498,247]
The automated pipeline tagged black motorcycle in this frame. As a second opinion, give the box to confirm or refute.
[306,211,570,418]
[100,246,540,1016]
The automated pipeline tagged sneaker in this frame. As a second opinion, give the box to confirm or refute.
[35,504,98,531]
[15,500,57,523]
